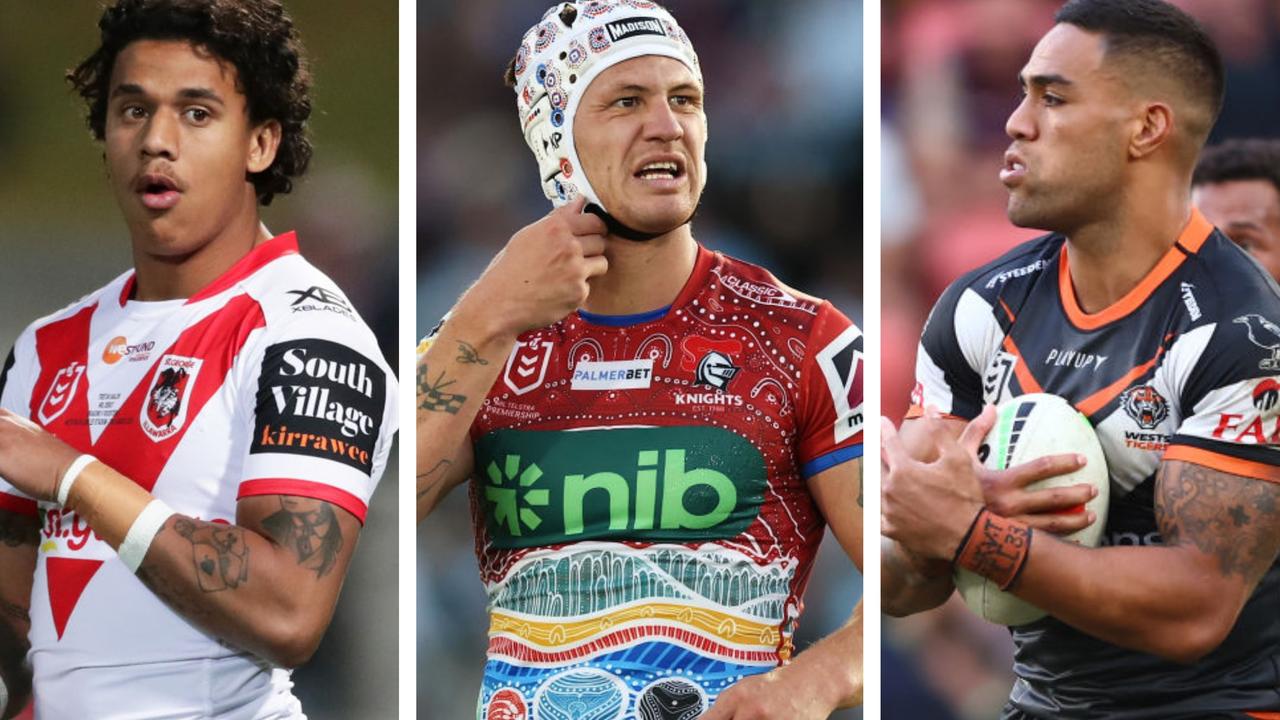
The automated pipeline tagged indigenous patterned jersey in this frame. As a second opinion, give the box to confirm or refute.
[442,246,863,720]
[913,209,1280,719]
[0,233,396,719]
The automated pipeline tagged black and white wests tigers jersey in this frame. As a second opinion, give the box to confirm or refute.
[913,209,1280,719]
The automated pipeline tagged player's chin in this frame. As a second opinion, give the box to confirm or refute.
[616,198,696,235]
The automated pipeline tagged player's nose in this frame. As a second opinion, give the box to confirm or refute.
[140,111,179,160]
[642,99,684,142]
[1006,95,1036,142]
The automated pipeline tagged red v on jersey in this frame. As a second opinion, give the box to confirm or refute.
[28,293,265,639]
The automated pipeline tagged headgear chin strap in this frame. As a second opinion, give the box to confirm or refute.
[513,2,703,239]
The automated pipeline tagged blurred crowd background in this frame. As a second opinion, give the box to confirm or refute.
[0,3,399,718]
[417,0,864,717]
[881,0,1280,717]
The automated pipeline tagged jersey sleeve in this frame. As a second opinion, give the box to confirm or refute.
[1164,316,1280,482]
[0,334,40,516]
[909,279,999,421]
[235,291,398,524]
[795,302,864,479]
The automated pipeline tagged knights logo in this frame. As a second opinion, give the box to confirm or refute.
[695,351,739,391]
[1121,384,1169,430]
[680,336,742,392]
[37,361,86,425]
[140,355,202,442]
[503,340,553,396]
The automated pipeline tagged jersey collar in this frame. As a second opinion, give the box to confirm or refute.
[117,231,300,307]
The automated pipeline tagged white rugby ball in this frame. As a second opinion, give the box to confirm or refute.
[954,393,1109,626]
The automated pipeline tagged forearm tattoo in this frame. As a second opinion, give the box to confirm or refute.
[417,362,466,414]
[262,498,343,578]
[0,511,38,549]
[1156,461,1280,586]
[417,458,454,501]
[456,341,489,365]
[173,518,250,592]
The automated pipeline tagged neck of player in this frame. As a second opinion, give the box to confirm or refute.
[129,199,269,302]
[583,223,698,316]
[1063,180,1192,314]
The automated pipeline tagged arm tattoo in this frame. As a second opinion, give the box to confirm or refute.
[456,341,489,365]
[0,511,38,549]
[173,518,250,592]
[416,362,466,414]
[261,498,344,578]
[417,458,454,501]
[1156,461,1280,585]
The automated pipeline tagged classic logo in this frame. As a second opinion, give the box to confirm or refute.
[1120,385,1169,430]
[504,340,554,395]
[141,355,202,441]
[816,327,864,442]
[37,362,86,425]
[605,16,667,43]
[102,336,155,365]
[571,358,654,391]
[1235,314,1280,371]
[475,426,766,548]
[251,339,385,473]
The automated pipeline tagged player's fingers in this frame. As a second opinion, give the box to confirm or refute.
[958,404,997,452]
[582,254,609,279]
[576,233,607,258]
[567,207,608,238]
[1018,509,1097,534]
[881,416,909,472]
[559,195,588,216]
[1002,452,1086,488]
[1014,483,1096,514]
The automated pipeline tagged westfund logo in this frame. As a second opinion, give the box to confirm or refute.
[251,339,385,474]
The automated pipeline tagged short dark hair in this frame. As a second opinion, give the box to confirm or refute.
[1193,138,1280,196]
[1055,0,1225,140]
[67,0,313,206]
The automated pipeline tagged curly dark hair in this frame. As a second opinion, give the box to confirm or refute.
[66,0,312,206]
[1193,138,1280,196]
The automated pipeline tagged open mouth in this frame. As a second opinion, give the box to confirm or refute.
[1000,152,1027,185]
[634,159,685,182]
[136,173,182,211]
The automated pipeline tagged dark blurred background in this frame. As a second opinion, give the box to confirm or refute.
[0,3,399,718]
[417,0,864,717]
[881,0,1280,717]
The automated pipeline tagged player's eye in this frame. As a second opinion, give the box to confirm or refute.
[1043,93,1064,107]
[122,105,147,120]
[614,96,639,109]
[184,107,211,124]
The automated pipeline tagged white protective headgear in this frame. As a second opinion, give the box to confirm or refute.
[513,1,702,213]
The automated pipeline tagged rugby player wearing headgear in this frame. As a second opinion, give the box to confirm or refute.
[417,2,863,717]
[1193,138,1280,282]
[882,0,1280,717]
[0,1,396,717]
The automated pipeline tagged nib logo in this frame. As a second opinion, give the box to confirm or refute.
[485,455,549,536]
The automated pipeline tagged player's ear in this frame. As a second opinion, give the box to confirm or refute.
[247,119,282,174]
[1129,102,1174,160]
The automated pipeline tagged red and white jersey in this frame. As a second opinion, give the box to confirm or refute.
[0,232,396,719]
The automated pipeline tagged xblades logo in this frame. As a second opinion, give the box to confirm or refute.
[288,286,350,309]
[485,455,549,536]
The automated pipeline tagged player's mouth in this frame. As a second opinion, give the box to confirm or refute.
[134,172,184,211]
[632,155,686,189]
[1000,150,1027,187]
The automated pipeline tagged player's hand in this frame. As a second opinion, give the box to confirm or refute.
[0,408,81,502]
[701,660,859,719]
[947,405,1096,534]
[455,196,608,341]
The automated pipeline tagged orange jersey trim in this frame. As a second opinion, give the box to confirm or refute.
[1075,338,1170,417]
[1164,445,1280,483]
[1059,208,1214,331]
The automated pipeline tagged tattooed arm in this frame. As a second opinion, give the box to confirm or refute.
[55,458,362,668]
[1004,460,1280,662]
[0,509,37,719]
[416,198,609,521]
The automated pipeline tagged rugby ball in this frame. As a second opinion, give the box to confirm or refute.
[955,393,1109,625]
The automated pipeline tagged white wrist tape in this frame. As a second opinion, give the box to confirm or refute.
[118,500,175,574]
[0,672,8,718]
[57,454,97,507]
